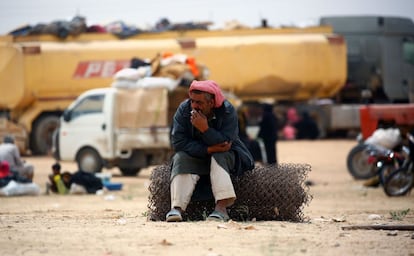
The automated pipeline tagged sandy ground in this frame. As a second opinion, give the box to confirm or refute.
[1,140,413,256]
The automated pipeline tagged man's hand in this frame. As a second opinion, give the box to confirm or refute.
[207,141,232,154]
[191,110,209,133]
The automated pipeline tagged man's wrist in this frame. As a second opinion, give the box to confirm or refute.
[200,127,209,133]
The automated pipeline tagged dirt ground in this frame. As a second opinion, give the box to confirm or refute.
[1,140,413,256]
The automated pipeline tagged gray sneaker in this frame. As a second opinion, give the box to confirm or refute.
[166,208,183,222]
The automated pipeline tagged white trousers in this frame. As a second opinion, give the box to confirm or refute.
[170,157,236,210]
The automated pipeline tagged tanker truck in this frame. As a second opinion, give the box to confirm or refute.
[2,15,413,156]
[0,25,344,155]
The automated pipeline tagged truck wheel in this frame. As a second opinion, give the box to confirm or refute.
[346,143,377,179]
[31,115,60,155]
[76,148,103,173]
[119,168,141,176]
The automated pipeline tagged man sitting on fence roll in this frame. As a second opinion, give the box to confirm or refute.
[166,80,254,222]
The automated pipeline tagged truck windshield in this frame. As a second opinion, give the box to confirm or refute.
[71,94,105,120]
[403,41,414,65]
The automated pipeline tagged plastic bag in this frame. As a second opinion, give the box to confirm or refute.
[111,80,139,89]
[365,128,401,149]
[0,180,40,196]
[136,77,179,90]
[69,183,87,194]
[114,68,146,81]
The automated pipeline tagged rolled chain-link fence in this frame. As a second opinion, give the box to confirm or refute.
[148,163,312,222]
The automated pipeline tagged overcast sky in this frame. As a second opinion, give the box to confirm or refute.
[0,0,413,34]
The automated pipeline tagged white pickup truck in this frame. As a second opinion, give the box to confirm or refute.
[53,86,188,176]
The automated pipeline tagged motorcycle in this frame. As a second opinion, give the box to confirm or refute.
[374,144,409,186]
[346,128,403,180]
[382,131,414,196]
[347,140,392,180]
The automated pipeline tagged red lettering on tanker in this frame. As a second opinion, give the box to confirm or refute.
[73,60,130,78]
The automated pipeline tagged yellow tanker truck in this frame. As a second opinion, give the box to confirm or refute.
[0,25,346,155]
[0,16,414,154]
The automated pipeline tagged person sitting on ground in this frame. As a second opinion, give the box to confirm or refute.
[0,160,31,188]
[0,135,34,181]
[46,162,71,194]
[165,80,254,222]
[294,111,320,140]
[0,160,40,196]
[282,107,300,140]
[1,160,31,180]
[47,162,61,194]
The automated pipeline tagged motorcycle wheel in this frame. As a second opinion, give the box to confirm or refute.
[378,164,397,185]
[346,143,377,179]
[383,164,414,197]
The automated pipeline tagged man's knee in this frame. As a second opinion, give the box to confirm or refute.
[211,152,235,169]
[24,165,34,176]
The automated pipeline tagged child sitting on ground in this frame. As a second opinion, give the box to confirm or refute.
[46,163,71,194]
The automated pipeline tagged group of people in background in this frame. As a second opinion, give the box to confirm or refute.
[0,134,103,196]
[283,107,320,140]
[238,104,320,166]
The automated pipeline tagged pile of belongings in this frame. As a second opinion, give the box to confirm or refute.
[8,16,88,38]
[66,170,104,195]
[0,161,40,196]
[48,170,104,195]
[7,16,213,39]
[111,52,208,91]
[154,18,212,32]
[8,18,143,39]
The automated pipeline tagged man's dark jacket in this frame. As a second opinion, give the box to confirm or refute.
[171,99,254,176]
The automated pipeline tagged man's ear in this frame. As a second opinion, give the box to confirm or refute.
[211,99,216,107]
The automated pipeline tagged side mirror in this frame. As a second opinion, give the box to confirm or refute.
[62,110,71,122]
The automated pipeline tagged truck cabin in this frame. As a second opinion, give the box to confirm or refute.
[321,16,414,104]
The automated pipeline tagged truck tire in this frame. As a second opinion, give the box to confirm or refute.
[76,148,103,173]
[118,150,147,176]
[119,168,141,176]
[346,143,377,179]
[31,115,60,155]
